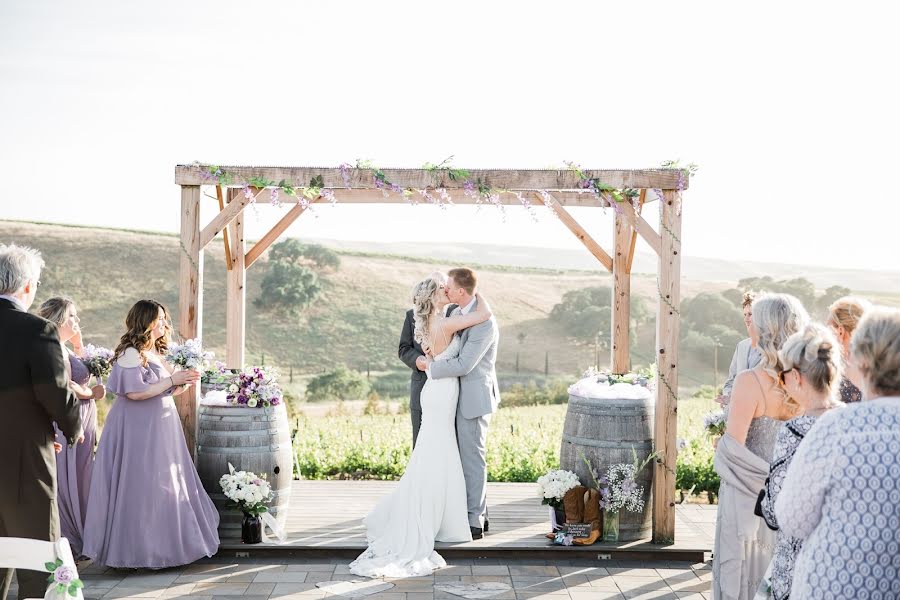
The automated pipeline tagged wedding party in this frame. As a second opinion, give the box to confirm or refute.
[3,2,900,600]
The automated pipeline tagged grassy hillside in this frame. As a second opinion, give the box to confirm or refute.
[4,220,897,394]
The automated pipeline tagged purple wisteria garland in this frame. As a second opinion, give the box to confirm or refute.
[192,159,694,219]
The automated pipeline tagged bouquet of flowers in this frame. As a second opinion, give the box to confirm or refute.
[227,366,282,408]
[703,410,727,437]
[584,448,656,513]
[536,469,581,509]
[82,344,114,380]
[166,338,213,370]
[219,463,274,516]
[580,365,655,388]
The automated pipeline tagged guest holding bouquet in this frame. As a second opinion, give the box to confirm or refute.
[37,297,105,558]
[83,299,219,568]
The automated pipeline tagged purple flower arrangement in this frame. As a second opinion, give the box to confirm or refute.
[226,366,282,408]
[82,344,114,380]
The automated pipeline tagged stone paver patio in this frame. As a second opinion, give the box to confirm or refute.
[8,558,712,600]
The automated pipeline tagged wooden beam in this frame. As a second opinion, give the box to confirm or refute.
[216,186,233,271]
[616,195,661,257]
[612,210,631,374]
[245,197,318,269]
[198,189,258,250]
[175,165,688,190]
[176,185,203,460]
[626,189,646,274]
[652,189,682,544]
[225,189,246,370]
[534,192,613,273]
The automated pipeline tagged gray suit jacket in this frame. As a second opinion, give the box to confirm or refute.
[429,300,500,419]
[722,337,761,396]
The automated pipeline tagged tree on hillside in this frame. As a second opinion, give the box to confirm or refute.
[737,276,816,308]
[815,285,853,317]
[305,366,371,402]
[254,262,322,315]
[269,239,341,271]
[550,286,648,341]
[682,292,745,334]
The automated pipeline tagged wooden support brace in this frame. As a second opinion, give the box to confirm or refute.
[245,197,319,268]
[199,187,267,250]
[626,189,646,274]
[216,186,233,270]
[534,192,613,273]
[652,189,682,544]
[615,194,661,257]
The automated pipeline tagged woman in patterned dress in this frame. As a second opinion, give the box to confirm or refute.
[755,324,843,599]
[826,296,871,403]
[38,297,105,557]
[775,308,900,599]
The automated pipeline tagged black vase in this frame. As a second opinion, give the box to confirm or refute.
[241,513,262,544]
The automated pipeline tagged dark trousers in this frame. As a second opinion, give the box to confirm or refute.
[1,497,59,600]
[410,407,423,449]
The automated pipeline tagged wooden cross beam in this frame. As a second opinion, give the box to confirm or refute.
[533,192,614,272]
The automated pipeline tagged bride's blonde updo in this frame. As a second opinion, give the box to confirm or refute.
[412,277,440,346]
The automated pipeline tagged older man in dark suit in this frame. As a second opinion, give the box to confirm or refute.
[0,244,81,600]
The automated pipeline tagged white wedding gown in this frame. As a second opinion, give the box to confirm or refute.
[350,336,472,578]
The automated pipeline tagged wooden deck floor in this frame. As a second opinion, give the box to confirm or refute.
[218,481,715,563]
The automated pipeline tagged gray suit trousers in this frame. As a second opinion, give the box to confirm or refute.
[456,410,491,528]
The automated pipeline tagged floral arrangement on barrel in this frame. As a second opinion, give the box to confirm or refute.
[584,448,657,542]
[200,360,235,392]
[568,365,656,399]
[82,344,114,383]
[44,558,83,598]
[227,366,282,408]
[220,463,274,544]
[536,469,581,545]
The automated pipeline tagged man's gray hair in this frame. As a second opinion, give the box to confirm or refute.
[0,243,45,295]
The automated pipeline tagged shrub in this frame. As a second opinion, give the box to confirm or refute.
[306,366,372,402]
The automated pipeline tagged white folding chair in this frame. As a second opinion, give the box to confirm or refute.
[0,537,84,600]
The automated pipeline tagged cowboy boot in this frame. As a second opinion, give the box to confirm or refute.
[573,488,601,545]
[546,486,587,539]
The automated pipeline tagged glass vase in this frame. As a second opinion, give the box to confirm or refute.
[241,513,263,544]
[602,509,620,542]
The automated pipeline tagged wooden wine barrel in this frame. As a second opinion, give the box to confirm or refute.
[559,392,655,542]
[196,403,294,539]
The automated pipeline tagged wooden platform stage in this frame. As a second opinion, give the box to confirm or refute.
[218,481,715,563]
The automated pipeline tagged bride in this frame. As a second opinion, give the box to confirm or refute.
[349,274,493,578]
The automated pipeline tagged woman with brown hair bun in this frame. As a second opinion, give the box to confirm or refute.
[82,299,219,568]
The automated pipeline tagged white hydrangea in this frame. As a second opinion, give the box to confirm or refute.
[219,463,274,514]
[536,469,581,506]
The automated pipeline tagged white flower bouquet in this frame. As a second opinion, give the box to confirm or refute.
[536,469,581,509]
[220,463,274,516]
[166,338,213,370]
[584,448,656,514]
[703,410,727,437]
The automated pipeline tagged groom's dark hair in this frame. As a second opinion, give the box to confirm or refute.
[448,268,477,295]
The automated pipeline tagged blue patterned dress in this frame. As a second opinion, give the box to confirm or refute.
[758,415,819,599]
[774,397,900,599]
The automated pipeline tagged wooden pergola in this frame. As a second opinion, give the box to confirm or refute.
[174,164,686,542]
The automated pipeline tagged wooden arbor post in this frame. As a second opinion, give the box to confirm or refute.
[652,190,683,543]
[611,210,632,374]
[177,185,203,458]
[225,189,246,369]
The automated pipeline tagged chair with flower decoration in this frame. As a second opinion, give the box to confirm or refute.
[0,537,84,600]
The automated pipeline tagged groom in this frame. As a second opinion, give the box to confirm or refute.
[419,267,500,539]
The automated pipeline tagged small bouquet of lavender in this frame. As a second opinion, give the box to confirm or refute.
[703,410,727,437]
[201,360,234,389]
[82,344,114,381]
[166,338,213,371]
[227,366,282,408]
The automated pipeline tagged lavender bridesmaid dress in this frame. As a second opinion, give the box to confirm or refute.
[82,348,219,568]
[55,352,97,557]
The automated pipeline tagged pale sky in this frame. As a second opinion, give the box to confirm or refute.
[1,1,898,271]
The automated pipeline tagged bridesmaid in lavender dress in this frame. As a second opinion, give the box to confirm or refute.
[38,297,105,558]
[82,299,219,568]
